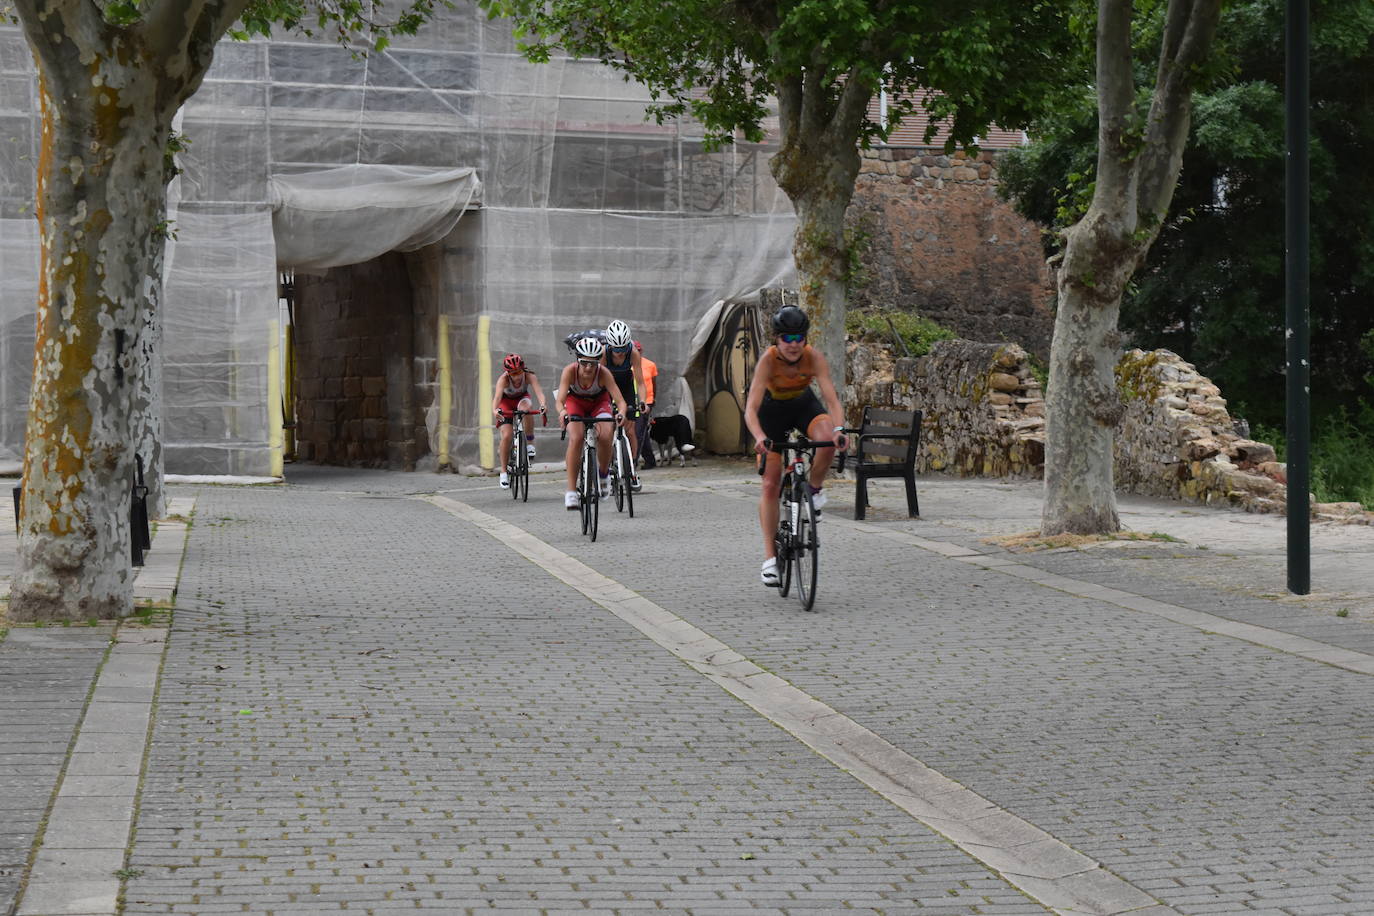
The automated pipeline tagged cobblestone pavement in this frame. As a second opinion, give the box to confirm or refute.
[0,626,114,915]
[4,460,1374,914]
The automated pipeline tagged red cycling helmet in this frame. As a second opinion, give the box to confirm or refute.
[503,353,525,374]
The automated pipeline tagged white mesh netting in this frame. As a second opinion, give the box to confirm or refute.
[0,7,796,474]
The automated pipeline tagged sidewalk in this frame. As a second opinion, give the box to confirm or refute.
[2,461,1373,914]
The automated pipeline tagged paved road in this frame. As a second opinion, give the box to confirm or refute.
[4,461,1374,914]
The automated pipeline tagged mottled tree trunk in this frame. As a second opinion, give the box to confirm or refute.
[11,0,248,620]
[1040,0,1221,536]
[1042,214,1138,534]
[10,82,171,621]
[769,72,871,381]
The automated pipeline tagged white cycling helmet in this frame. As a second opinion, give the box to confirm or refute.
[574,335,605,360]
[605,319,632,349]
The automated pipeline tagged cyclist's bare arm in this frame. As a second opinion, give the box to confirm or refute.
[527,372,548,411]
[743,350,774,452]
[492,372,509,416]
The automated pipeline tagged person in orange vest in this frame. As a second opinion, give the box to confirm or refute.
[634,340,659,469]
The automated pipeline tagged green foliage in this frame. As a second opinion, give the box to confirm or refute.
[1253,401,1374,510]
[481,0,1080,152]
[1000,0,1374,433]
[845,309,955,357]
[233,0,453,50]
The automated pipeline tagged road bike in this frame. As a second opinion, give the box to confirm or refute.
[504,407,544,502]
[608,411,637,517]
[562,415,616,541]
[760,432,835,611]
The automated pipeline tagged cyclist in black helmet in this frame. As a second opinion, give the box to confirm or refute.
[743,305,847,587]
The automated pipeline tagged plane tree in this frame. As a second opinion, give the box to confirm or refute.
[7,0,448,622]
[1031,0,1223,535]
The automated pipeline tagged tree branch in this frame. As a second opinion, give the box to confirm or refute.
[1092,0,1136,215]
[1136,0,1222,218]
[13,0,104,87]
[775,71,802,147]
[827,64,873,151]
[142,0,254,106]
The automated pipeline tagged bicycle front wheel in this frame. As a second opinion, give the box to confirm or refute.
[619,435,635,518]
[775,502,793,597]
[580,450,595,535]
[794,488,819,611]
[588,471,600,541]
[511,433,524,501]
[516,432,531,502]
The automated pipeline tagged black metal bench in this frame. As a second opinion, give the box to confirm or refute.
[844,406,922,520]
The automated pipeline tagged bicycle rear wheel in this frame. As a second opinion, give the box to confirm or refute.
[612,443,626,513]
[794,487,819,611]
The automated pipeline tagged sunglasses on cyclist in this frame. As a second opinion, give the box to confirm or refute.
[577,358,599,367]
[610,344,632,354]
[779,332,806,343]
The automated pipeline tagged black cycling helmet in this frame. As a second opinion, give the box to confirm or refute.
[771,305,810,336]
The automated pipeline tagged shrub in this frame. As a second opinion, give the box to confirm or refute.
[845,309,956,357]
[1253,400,1374,509]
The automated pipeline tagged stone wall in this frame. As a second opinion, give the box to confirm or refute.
[846,337,1373,522]
[847,148,1055,360]
[847,337,1044,477]
[293,252,429,469]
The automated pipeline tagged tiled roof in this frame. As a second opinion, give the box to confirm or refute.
[866,92,1027,150]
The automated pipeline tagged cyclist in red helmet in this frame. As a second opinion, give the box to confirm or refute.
[492,353,547,489]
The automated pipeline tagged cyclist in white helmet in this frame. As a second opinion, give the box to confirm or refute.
[602,319,647,491]
[556,335,629,509]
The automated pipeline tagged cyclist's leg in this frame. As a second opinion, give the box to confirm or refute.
[756,394,791,577]
[805,411,837,491]
[758,450,784,559]
[564,395,590,493]
[497,413,513,469]
[595,419,615,474]
[564,423,584,491]
[518,397,537,452]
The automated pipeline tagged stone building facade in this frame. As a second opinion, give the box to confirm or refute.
[847,147,1055,360]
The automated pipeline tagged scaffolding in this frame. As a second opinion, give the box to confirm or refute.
[0,7,796,474]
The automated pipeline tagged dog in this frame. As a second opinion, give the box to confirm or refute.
[648,413,697,467]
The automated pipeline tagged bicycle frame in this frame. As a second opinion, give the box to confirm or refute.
[760,432,834,611]
[505,407,538,502]
[563,414,617,540]
[609,416,636,517]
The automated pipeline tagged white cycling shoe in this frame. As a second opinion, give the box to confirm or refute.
[526,443,537,457]
[499,471,510,489]
[564,490,579,510]
[811,489,827,515]
[760,558,780,587]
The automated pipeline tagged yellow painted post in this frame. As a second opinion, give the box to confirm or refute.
[438,314,452,470]
[477,315,495,469]
[268,320,283,478]
[283,323,296,460]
